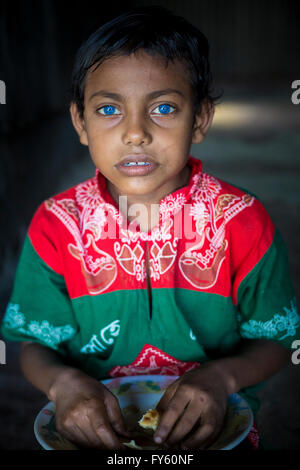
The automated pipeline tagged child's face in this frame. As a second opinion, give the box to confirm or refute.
[71,51,213,204]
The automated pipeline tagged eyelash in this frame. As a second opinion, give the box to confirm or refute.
[96,103,177,117]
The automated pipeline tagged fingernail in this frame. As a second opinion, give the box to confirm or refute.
[154,436,162,444]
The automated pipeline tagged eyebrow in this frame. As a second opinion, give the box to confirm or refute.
[88,88,185,102]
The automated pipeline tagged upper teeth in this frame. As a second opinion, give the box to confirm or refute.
[124,162,150,166]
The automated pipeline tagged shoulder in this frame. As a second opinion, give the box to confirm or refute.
[29,174,99,230]
[27,175,99,270]
[36,173,99,209]
[200,172,274,232]
[197,171,276,260]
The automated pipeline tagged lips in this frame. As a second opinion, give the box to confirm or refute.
[117,155,157,166]
[116,154,159,176]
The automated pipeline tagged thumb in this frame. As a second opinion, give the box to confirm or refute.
[105,393,131,437]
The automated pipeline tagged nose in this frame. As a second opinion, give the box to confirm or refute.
[122,112,152,146]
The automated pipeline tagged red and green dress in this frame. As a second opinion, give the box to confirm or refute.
[1,156,299,449]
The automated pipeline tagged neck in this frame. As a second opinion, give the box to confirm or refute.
[108,164,191,208]
[107,164,191,232]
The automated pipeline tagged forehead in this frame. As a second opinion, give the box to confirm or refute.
[84,51,193,101]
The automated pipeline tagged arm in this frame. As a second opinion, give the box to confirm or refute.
[20,342,130,449]
[20,341,77,400]
[153,338,291,449]
[154,216,298,449]
[208,338,291,396]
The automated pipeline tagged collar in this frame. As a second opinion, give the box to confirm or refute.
[95,155,202,232]
[96,155,202,207]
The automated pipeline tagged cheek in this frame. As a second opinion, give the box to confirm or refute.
[85,133,112,165]
[98,117,122,129]
[85,113,122,135]
[86,122,119,149]
[157,124,193,150]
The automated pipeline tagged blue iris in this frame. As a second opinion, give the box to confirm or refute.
[102,105,116,115]
[158,104,171,114]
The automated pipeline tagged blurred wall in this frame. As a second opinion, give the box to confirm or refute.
[1,0,299,131]
[0,0,299,310]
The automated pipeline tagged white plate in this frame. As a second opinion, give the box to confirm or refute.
[34,374,253,450]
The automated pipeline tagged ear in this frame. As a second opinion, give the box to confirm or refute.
[192,100,215,144]
[70,102,89,146]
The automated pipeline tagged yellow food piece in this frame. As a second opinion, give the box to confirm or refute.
[138,409,160,431]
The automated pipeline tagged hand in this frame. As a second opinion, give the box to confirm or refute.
[49,368,131,449]
[153,364,230,449]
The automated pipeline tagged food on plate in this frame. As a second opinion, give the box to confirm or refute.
[123,439,143,450]
[138,408,160,431]
[120,405,168,450]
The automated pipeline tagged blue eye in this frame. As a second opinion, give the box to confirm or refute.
[152,104,175,115]
[98,105,121,115]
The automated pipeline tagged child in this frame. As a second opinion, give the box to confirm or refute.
[1,6,299,450]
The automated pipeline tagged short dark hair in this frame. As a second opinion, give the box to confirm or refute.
[71,5,221,118]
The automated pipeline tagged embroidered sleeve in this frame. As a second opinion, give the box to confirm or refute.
[236,229,300,349]
[0,206,77,353]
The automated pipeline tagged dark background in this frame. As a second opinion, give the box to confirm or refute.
[0,0,300,450]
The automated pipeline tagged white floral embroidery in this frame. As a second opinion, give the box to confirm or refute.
[195,173,221,202]
[240,298,300,340]
[84,205,107,241]
[76,180,101,209]
[3,303,75,349]
[160,193,186,223]
[190,201,209,225]
[190,201,210,242]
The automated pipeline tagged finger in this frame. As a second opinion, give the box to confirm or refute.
[75,418,108,449]
[196,415,225,450]
[153,389,190,445]
[181,419,218,450]
[165,401,202,447]
[58,412,108,449]
[155,379,181,413]
[90,409,126,450]
[104,393,131,437]
[59,422,96,449]
[58,403,108,449]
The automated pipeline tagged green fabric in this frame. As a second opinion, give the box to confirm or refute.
[1,235,77,355]
[1,235,240,378]
[1,230,299,420]
[237,230,299,350]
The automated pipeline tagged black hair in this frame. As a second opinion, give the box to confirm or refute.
[71,5,221,118]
